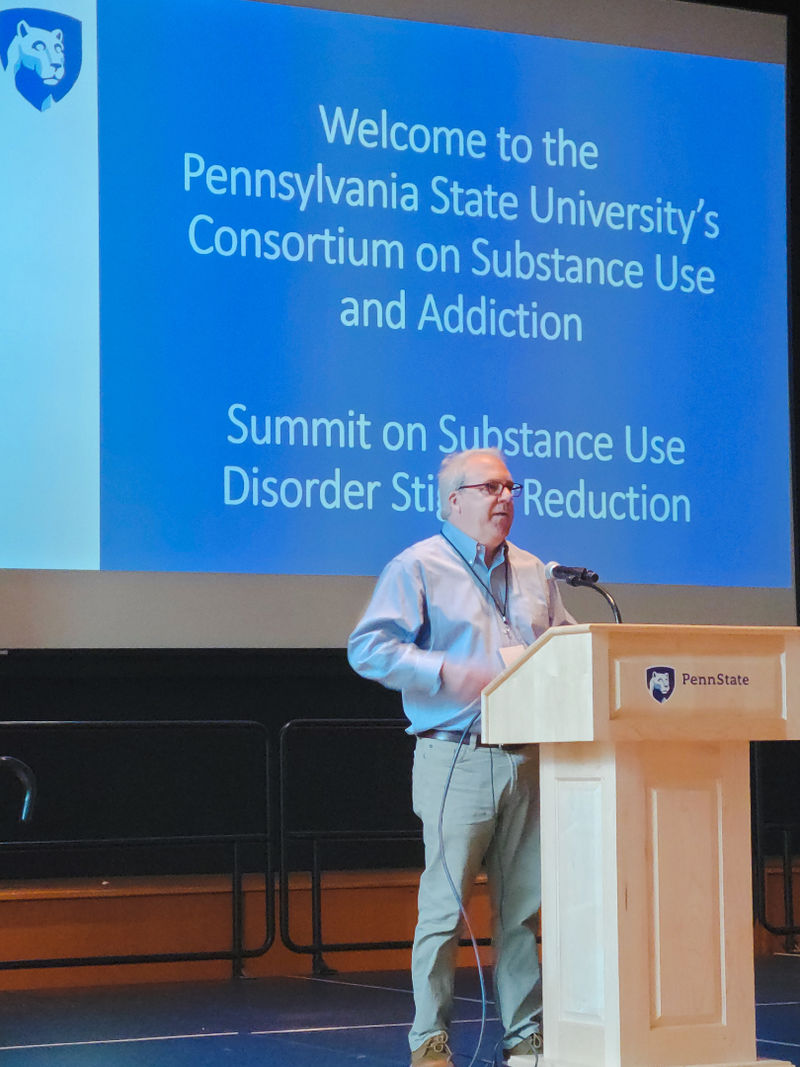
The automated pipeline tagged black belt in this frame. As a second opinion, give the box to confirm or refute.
[418,729,524,751]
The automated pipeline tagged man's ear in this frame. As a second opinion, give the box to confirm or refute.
[448,490,461,516]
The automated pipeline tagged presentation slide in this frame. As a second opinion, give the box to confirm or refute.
[0,0,792,647]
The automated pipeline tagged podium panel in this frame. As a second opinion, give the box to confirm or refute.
[483,625,795,1067]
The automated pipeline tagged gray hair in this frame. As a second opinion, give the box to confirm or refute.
[438,448,504,518]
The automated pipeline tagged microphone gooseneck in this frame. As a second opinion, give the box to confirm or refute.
[545,561,623,623]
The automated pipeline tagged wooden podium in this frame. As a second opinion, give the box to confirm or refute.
[482,624,800,1067]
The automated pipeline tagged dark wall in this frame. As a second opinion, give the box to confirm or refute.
[0,649,422,878]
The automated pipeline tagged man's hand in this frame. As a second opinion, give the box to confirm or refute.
[440,658,496,704]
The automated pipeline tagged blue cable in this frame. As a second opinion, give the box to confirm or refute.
[436,709,489,1067]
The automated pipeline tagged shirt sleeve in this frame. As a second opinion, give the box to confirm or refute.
[547,576,578,628]
[347,555,445,696]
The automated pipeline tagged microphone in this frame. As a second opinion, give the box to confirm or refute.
[545,561,599,584]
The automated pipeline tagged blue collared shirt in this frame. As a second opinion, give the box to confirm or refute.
[347,521,575,734]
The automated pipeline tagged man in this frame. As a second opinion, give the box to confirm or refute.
[348,448,575,1067]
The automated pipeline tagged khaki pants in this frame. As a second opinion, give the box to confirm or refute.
[409,735,542,1054]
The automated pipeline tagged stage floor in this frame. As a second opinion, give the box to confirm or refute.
[0,957,798,1066]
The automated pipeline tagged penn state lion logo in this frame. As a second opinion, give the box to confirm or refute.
[646,666,675,704]
[0,8,81,111]
[8,20,65,84]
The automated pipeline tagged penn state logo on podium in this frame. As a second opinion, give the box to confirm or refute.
[646,665,676,703]
[0,7,82,111]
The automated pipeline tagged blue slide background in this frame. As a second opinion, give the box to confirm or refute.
[97,0,789,585]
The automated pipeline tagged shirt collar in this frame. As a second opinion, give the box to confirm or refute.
[441,520,507,570]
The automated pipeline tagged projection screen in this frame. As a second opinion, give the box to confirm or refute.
[0,0,792,647]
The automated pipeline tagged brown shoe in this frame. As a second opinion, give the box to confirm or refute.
[411,1031,454,1066]
[504,1030,543,1062]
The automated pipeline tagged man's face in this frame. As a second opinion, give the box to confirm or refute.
[447,454,515,551]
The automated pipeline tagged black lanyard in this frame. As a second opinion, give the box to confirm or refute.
[440,532,511,629]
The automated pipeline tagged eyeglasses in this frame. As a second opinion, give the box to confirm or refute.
[457,481,523,498]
